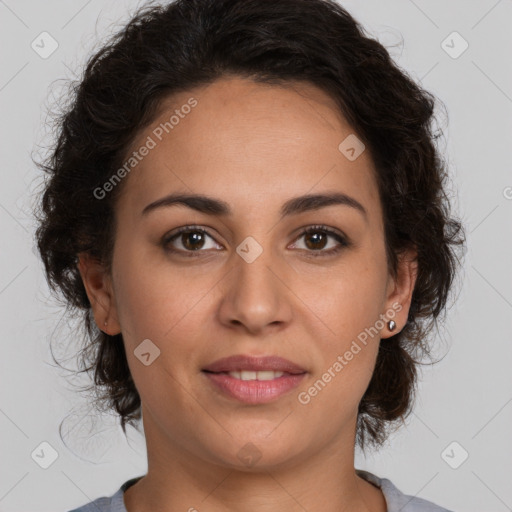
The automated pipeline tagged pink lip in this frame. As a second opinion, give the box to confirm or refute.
[203,372,306,404]
[202,355,307,404]
[202,354,306,374]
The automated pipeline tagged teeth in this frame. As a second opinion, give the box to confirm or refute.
[228,370,285,380]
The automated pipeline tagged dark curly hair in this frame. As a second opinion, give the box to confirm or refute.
[34,0,465,451]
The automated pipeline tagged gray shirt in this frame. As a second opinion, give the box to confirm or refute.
[67,469,453,512]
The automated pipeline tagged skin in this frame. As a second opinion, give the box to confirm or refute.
[78,75,417,512]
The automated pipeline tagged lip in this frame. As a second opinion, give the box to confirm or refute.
[203,372,306,404]
[202,355,306,374]
[202,355,307,404]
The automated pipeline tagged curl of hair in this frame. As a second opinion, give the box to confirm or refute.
[34,0,465,451]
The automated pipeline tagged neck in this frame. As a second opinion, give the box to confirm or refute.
[123,409,386,512]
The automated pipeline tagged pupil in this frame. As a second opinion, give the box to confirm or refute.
[183,231,204,250]
[306,232,326,250]
[179,231,328,251]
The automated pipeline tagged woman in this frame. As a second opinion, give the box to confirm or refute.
[35,0,465,510]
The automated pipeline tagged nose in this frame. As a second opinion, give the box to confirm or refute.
[217,246,293,335]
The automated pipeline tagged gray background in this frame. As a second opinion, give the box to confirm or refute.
[1,0,511,511]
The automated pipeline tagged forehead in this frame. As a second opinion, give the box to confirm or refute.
[116,76,381,224]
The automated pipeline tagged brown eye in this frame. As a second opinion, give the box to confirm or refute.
[181,231,206,250]
[291,226,350,257]
[163,226,222,255]
[304,231,329,250]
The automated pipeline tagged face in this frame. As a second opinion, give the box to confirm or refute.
[79,76,416,472]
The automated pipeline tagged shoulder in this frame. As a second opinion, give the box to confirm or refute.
[66,476,143,512]
[67,494,115,512]
[66,490,124,512]
[356,469,454,512]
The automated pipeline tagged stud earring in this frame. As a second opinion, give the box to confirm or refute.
[104,320,108,326]
[387,320,396,331]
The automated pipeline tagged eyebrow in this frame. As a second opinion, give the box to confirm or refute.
[141,191,367,221]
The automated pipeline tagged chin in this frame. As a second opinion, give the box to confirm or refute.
[204,435,307,473]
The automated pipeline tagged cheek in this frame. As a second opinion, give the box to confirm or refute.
[296,254,386,392]
[112,243,215,350]
[112,238,171,318]
[301,255,387,337]
[113,251,208,404]
[299,296,381,425]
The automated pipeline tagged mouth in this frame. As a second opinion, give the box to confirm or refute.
[202,355,307,404]
[204,370,292,380]
[202,354,307,374]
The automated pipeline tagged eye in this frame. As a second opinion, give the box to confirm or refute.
[290,225,350,257]
[162,226,223,256]
[162,224,350,258]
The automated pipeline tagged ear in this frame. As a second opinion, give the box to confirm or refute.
[381,246,418,339]
[77,252,121,335]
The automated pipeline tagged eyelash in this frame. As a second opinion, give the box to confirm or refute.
[162,224,351,258]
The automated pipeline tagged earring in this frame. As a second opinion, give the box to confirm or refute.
[104,320,108,326]
[387,320,396,331]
